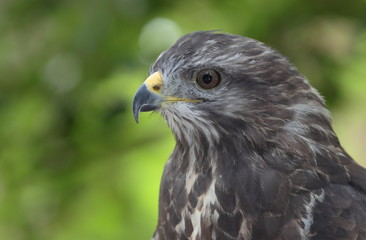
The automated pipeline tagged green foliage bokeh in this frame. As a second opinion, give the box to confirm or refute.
[0,0,366,239]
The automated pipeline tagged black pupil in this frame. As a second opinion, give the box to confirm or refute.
[202,73,212,84]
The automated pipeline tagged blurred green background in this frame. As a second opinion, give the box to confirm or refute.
[0,0,366,239]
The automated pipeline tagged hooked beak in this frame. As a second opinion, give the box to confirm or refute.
[132,71,203,123]
[132,72,164,123]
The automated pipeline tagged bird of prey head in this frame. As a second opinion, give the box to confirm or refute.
[133,31,366,240]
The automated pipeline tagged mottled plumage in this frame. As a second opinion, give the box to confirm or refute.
[133,31,366,240]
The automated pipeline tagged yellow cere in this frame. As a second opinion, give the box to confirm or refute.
[144,72,163,95]
[145,72,202,103]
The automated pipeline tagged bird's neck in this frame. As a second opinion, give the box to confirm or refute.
[164,99,347,178]
[169,120,262,175]
[168,113,344,177]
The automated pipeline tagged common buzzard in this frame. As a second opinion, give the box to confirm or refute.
[133,31,366,240]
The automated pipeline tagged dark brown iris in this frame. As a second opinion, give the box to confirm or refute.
[196,69,221,89]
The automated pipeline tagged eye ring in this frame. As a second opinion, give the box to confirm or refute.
[196,69,221,89]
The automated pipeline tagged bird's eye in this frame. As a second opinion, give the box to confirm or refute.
[196,69,221,89]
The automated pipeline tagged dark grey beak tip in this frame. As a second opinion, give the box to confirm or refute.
[133,107,140,124]
[132,94,143,124]
[132,84,162,124]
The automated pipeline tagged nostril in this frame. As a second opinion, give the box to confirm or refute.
[153,85,161,91]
